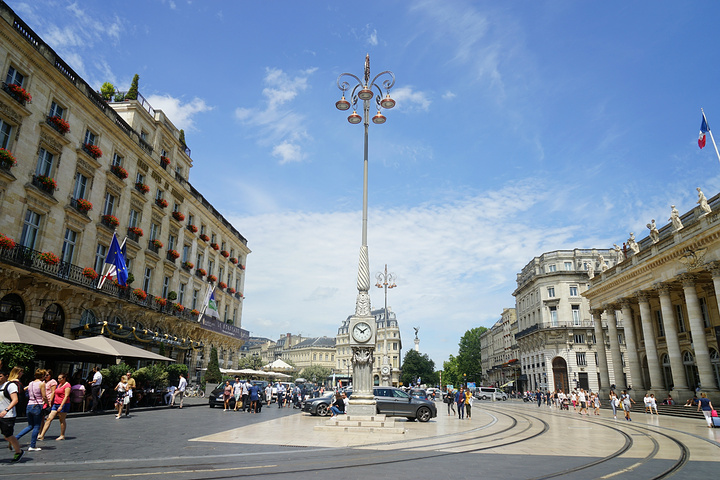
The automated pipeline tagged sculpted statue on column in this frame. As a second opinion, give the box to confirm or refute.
[627,232,639,255]
[646,219,660,244]
[599,255,608,272]
[669,205,684,232]
[613,244,624,264]
[587,260,595,279]
[697,187,712,215]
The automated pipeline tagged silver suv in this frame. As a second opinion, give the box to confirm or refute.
[474,387,508,401]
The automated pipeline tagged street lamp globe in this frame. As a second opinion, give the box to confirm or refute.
[347,110,362,124]
[357,86,374,100]
[372,111,386,124]
[335,95,351,111]
[380,94,396,109]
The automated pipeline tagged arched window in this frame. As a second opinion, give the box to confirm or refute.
[80,309,97,326]
[374,375,380,386]
[40,303,65,336]
[0,294,25,323]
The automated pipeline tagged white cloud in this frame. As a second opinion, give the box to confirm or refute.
[442,91,456,100]
[392,86,431,112]
[367,26,378,46]
[234,67,317,164]
[145,95,213,131]
[232,179,612,366]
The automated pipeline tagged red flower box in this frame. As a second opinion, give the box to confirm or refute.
[155,198,169,209]
[0,234,16,249]
[227,287,236,294]
[150,239,164,249]
[187,224,198,233]
[133,288,148,300]
[39,251,60,265]
[82,267,99,280]
[173,303,185,312]
[135,182,150,194]
[197,268,207,277]
[220,250,229,258]
[160,155,171,166]
[190,309,200,316]
[102,214,120,227]
[84,143,102,158]
[182,261,194,270]
[128,226,144,237]
[229,257,238,264]
[7,83,31,103]
[172,211,185,221]
[76,198,93,212]
[210,242,219,251]
[218,282,227,289]
[155,296,167,307]
[0,148,18,168]
[110,165,128,179]
[207,275,217,283]
[167,249,180,260]
[47,115,70,134]
[199,234,210,242]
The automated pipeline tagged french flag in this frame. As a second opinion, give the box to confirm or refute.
[699,114,709,149]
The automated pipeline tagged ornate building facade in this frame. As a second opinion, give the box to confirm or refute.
[480,308,519,388]
[0,3,249,382]
[336,307,402,386]
[513,249,628,393]
[584,191,720,402]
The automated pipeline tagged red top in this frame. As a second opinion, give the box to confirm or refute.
[53,382,70,405]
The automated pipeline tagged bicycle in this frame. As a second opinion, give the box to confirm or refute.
[185,385,205,398]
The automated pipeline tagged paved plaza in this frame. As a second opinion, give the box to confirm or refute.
[1,399,719,479]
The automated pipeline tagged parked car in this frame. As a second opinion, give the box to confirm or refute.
[302,387,437,422]
[474,387,508,401]
[409,388,428,400]
[208,382,235,408]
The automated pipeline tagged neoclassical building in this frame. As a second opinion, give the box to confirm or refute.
[481,308,519,388]
[584,190,720,402]
[0,3,249,382]
[284,336,336,372]
[513,249,629,393]
[336,307,402,386]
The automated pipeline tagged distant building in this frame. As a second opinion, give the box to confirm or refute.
[480,308,519,388]
[337,307,403,386]
[513,249,628,393]
[284,336,336,373]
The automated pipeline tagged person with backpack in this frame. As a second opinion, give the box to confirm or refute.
[14,369,47,451]
[0,368,24,463]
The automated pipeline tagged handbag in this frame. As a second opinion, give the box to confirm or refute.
[123,395,130,405]
[712,409,718,417]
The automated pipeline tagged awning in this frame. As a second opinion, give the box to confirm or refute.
[500,381,514,388]
[74,336,175,362]
[262,359,294,371]
[0,320,110,359]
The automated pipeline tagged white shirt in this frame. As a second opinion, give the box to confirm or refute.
[177,377,187,392]
[93,371,102,386]
[0,381,18,418]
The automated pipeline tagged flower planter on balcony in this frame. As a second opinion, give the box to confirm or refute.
[171,211,185,222]
[46,115,70,134]
[0,148,18,170]
[32,174,57,195]
[187,224,198,234]
[155,198,169,209]
[82,267,99,280]
[2,83,31,105]
[110,165,128,180]
[160,156,171,169]
[82,143,102,159]
[39,251,60,265]
[167,249,180,261]
[149,239,163,254]
[196,268,206,278]
[101,214,120,228]
[133,288,148,300]
[0,234,16,250]
[72,198,93,214]
[182,261,194,271]
[127,226,144,241]
[210,243,219,251]
[207,275,217,283]
[199,234,210,242]
[135,182,150,194]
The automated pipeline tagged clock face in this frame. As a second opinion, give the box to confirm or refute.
[352,322,372,342]
[381,365,390,375]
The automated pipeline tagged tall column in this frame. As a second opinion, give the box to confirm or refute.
[656,284,690,397]
[605,306,626,391]
[591,309,611,393]
[636,293,666,394]
[680,274,719,392]
[620,301,644,391]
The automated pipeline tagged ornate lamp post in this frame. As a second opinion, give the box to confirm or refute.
[375,264,397,386]
[336,55,395,415]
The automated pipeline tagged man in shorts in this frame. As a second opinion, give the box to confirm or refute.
[0,369,24,463]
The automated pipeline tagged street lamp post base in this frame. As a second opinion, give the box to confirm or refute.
[347,396,377,416]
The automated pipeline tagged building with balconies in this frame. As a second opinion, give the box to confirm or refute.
[513,249,628,394]
[0,2,249,383]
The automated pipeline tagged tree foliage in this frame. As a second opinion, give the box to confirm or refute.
[100,363,133,389]
[165,362,188,384]
[441,354,461,388]
[456,327,487,385]
[0,343,35,372]
[300,365,331,383]
[125,74,139,100]
[237,354,263,370]
[133,363,168,389]
[400,349,438,386]
[204,347,222,383]
[100,82,115,101]
[179,129,186,146]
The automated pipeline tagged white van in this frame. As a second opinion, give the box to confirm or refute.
[475,387,508,401]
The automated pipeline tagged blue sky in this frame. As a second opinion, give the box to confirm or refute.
[10,0,720,368]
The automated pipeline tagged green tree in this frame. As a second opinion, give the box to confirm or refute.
[204,347,222,384]
[133,364,167,389]
[456,326,487,386]
[125,74,139,100]
[0,343,35,372]
[165,362,188,385]
[237,354,263,370]
[179,129,186,146]
[400,350,438,386]
[100,82,115,101]
[101,363,132,389]
[300,365,331,384]
[442,354,461,388]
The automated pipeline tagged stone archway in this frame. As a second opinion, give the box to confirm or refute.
[552,357,569,393]
[40,303,65,336]
[0,294,25,323]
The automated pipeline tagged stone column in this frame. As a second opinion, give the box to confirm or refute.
[656,284,690,398]
[591,309,611,394]
[620,301,644,392]
[605,306,626,391]
[635,293,666,395]
[680,274,719,392]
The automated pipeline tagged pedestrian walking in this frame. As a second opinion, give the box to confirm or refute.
[114,375,128,419]
[38,372,70,440]
[171,373,187,408]
[124,372,136,417]
[609,391,619,419]
[621,390,635,421]
[464,389,473,420]
[233,378,243,412]
[593,393,601,415]
[578,389,588,415]
[445,389,456,415]
[650,394,658,414]
[15,369,47,451]
[222,380,233,411]
[0,369,24,463]
[456,386,466,420]
[697,392,715,428]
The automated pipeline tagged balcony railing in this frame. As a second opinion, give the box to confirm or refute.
[31,175,55,195]
[127,230,140,243]
[1,82,28,106]
[148,241,160,254]
[69,197,89,216]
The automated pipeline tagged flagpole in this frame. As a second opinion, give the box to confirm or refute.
[197,284,212,322]
[702,109,720,165]
[96,234,127,290]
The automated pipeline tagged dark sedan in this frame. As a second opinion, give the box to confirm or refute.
[302,387,437,422]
